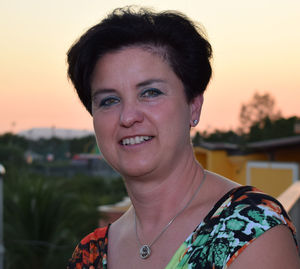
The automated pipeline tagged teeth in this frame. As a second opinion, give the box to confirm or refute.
[122,136,152,146]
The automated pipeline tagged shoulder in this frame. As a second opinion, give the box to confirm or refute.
[81,226,109,245]
[186,185,298,268]
[67,226,109,269]
[222,186,296,232]
[214,186,297,242]
[215,186,298,266]
[228,224,300,268]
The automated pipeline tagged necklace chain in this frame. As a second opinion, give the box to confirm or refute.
[134,168,206,259]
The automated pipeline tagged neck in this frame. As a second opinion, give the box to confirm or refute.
[124,148,204,233]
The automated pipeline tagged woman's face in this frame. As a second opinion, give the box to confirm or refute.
[91,47,201,178]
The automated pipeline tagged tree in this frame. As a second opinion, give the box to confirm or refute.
[0,144,26,169]
[0,133,28,168]
[69,135,97,155]
[239,92,281,133]
[202,130,241,144]
[3,173,104,269]
[3,169,127,269]
[0,133,28,150]
[247,116,298,142]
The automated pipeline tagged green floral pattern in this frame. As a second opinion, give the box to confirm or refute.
[166,186,297,268]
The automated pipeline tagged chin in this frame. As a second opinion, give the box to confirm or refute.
[118,164,155,179]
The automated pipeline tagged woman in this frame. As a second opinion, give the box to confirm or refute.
[67,7,299,268]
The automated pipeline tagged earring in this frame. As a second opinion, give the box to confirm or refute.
[193,119,198,125]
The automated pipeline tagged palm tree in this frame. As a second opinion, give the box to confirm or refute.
[3,172,99,269]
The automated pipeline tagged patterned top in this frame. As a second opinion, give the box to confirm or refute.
[67,186,297,269]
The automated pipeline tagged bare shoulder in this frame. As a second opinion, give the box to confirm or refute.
[204,170,240,199]
[229,224,300,268]
[193,170,240,216]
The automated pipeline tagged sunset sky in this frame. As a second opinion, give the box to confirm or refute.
[1,0,299,135]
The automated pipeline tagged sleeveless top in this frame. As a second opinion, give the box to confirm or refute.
[67,186,297,269]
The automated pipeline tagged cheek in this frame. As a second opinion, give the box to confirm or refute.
[93,114,116,148]
[150,101,191,144]
[151,100,190,126]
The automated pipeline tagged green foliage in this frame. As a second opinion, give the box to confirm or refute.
[4,173,75,268]
[201,130,242,144]
[69,135,97,155]
[0,133,28,169]
[247,116,298,142]
[60,174,126,208]
[0,133,98,163]
[0,144,26,169]
[194,116,298,145]
[0,133,28,150]
[29,137,70,160]
[3,169,126,269]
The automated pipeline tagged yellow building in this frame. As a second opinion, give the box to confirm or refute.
[194,136,300,197]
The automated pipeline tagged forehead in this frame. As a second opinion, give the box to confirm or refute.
[90,46,178,89]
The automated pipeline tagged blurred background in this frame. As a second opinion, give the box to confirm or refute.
[0,0,299,268]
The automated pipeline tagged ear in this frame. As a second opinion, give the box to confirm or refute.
[189,94,204,127]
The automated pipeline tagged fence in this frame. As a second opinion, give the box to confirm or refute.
[277,181,300,248]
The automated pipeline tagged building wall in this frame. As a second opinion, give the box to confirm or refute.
[274,147,300,164]
[250,167,293,197]
[194,148,235,179]
[194,148,207,169]
[229,154,268,185]
[194,147,299,196]
[194,148,268,185]
[207,150,235,178]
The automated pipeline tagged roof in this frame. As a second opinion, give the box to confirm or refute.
[248,135,300,150]
[197,135,300,154]
[198,141,239,151]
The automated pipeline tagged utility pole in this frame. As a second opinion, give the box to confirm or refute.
[0,164,5,269]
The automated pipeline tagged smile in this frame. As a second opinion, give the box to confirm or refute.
[121,136,153,146]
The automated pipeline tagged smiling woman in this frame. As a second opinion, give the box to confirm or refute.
[66,6,300,269]
[90,47,194,178]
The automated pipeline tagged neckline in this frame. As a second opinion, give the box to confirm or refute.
[104,185,248,267]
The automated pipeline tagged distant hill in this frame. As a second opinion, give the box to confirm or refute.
[18,128,94,140]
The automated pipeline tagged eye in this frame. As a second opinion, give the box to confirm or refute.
[99,96,120,107]
[141,88,163,98]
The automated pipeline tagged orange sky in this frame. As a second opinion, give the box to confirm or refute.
[1,0,299,134]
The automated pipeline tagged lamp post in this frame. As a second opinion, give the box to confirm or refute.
[0,164,5,269]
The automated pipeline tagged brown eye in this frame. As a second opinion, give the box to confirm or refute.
[141,88,163,98]
[99,97,120,107]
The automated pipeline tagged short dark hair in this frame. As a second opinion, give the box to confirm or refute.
[67,7,212,115]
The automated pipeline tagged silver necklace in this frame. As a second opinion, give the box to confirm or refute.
[134,169,206,259]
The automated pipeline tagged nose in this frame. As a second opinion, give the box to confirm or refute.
[119,102,144,127]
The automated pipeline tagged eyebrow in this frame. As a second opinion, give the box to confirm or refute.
[91,88,116,100]
[136,78,166,88]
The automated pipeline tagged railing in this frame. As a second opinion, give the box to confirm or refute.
[277,181,300,248]
[0,164,5,269]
